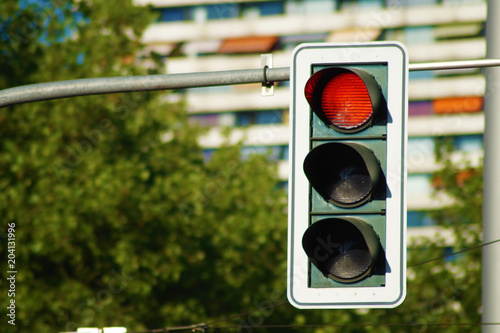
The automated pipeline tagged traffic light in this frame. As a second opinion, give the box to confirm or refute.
[287,42,408,309]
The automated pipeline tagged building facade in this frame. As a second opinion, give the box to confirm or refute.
[135,0,486,239]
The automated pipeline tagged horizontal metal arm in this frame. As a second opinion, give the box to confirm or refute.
[408,59,500,71]
[0,68,290,108]
[1,59,500,108]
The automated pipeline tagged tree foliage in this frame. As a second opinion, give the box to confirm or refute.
[0,1,485,332]
[1,1,290,331]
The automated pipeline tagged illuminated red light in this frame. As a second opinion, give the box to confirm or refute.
[321,73,373,130]
[305,68,380,133]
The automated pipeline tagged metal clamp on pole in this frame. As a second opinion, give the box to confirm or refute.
[261,54,274,96]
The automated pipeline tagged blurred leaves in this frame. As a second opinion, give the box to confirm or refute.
[1,0,288,331]
[0,1,485,332]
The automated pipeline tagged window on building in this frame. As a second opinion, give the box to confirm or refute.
[442,0,484,4]
[383,26,435,46]
[409,100,433,116]
[218,113,236,127]
[407,137,435,166]
[339,0,383,10]
[409,71,434,80]
[405,26,434,44]
[453,134,483,152]
[241,146,282,161]
[407,211,435,227]
[280,33,329,51]
[155,7,187,22]
[206,3,239,20]
[277,180,288,193]
[236,112,253,127]
[399,0,439,6]
[281,145,289,160]
[189,113,220,127]
[235,110,283,126]
[258,1,285,15]
[242,1,285,16]
[256,110,283,124]
[408,174,433,197]
[188,112,238,127]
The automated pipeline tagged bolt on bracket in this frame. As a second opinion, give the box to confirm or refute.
[261,54,274,96]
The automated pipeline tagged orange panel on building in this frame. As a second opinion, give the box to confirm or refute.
[218,36,278,54]
[433,96,483,114]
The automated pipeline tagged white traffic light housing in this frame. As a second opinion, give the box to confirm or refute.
[287,42,408,309]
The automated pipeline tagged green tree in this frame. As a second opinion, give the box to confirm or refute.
[427,136,482,328]
[1,1,290,332]
[0,1,486,332]
[371,136,483,333]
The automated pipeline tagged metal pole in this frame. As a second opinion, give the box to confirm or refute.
[408,59,500,71]
[0,67,290,108]
[2,59,500,108]
[483,1,500,332]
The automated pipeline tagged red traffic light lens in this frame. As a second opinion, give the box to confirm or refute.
[305,68,385,133]
[321,72,372,130]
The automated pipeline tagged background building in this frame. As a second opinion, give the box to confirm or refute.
[135,0,486,238]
